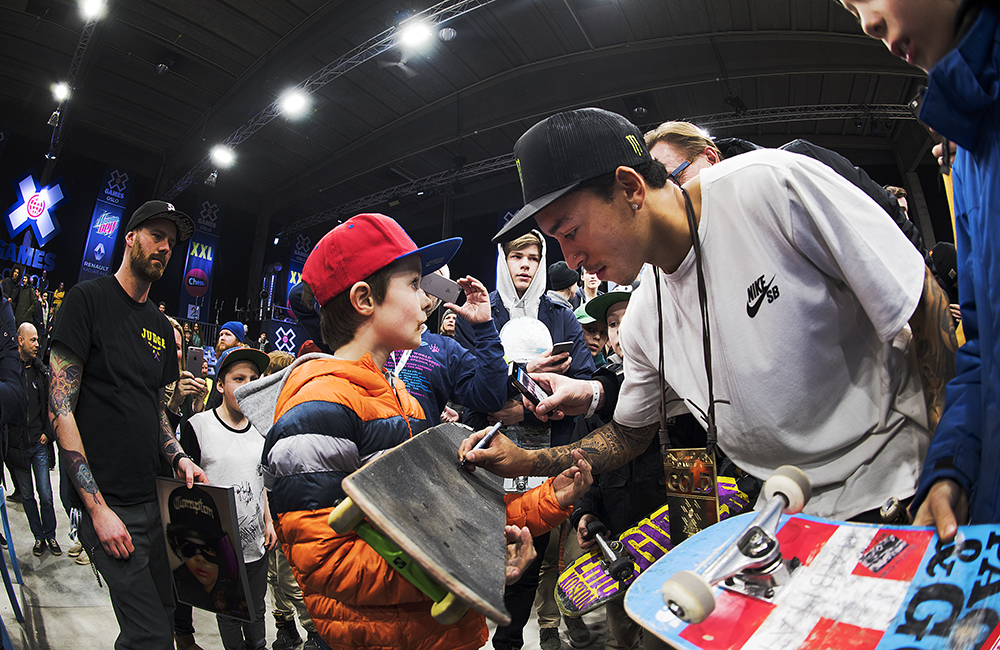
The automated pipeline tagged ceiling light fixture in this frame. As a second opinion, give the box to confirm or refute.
[51,82,71,102]
[79,0,106,20]
[400,21,433,46]
[278,89,310,118]
[438,27,457,41]
[210,145,235,168]
[205,169,218,188]
[47,110,61,127]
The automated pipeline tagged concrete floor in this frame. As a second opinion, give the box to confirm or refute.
[0,468,610,650]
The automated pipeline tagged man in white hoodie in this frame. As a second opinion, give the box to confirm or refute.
[454,230,595,650]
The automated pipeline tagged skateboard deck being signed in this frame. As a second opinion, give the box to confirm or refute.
[626,511,1000,650]
[332,423,511,625]
[555,475,751,616]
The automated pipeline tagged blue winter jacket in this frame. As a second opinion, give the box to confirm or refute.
[455,292,596,446]
[913,4,1000,523]
[385,325,508,427]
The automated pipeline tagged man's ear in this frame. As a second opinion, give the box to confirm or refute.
[704,147,721,165]
[349,282,375,316]
[124,229,136,247]
[616,165,646,210]
[217,376,225,394]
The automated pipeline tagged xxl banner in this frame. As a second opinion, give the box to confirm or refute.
[79,165,134,283]
[285,233,312,307]
[179,198,222,321]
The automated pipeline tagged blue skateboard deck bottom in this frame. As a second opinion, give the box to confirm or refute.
[625,511,1000,650]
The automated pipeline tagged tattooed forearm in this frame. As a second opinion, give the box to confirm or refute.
[530,421,659,475]
[158,388,183,462]
[49,344,82,421]
[61,448,102,505]
[909,266,959,433]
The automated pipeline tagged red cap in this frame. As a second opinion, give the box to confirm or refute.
[302,213,461,307]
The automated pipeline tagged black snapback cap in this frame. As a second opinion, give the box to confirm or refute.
[494,108,653,243]
[125,200,195,242]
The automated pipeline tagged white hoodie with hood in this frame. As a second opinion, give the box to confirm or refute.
[495,230,548,320]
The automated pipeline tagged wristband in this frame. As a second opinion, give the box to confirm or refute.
[584,381,601,419]
[172,453,193,473]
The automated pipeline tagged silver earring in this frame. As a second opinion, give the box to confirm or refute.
[631,203,639,210]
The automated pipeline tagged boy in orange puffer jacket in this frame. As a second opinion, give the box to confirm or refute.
[244,213,591,650]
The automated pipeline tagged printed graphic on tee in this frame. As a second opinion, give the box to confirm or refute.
[746,273,780,318]
[142,327,167,361]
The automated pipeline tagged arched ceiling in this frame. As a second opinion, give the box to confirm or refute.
[0,0,930,241]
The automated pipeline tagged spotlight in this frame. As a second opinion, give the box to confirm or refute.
[633,106,648,117]
[205,170,218,188]
[210,145,235,168]
[400,21,433,46]
[79,0,105,20]
[278,89,309,118]
[47,110,61,127]
[156,63,169,75]
[51,82,70,102]
[438,27,457,41]
[854,117,863,129]
[273,236,279,245]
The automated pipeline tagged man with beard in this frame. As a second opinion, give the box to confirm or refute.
[49,201,207,650]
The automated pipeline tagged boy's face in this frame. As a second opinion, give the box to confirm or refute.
[505,245,541,297]
[218,360,260,411]
[838,0,960,72]
[605,301,629,357]
[373,256,426,352]
[581,321,609,358]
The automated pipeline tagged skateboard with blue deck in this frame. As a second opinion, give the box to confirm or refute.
[625,467,1000,650]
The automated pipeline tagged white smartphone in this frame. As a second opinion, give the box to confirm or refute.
[420,273,463,303]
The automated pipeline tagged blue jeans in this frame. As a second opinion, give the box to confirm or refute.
[13,442,55,540]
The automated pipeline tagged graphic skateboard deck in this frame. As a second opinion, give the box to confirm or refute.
[555,475,751,617]
[626,511,1000,650]
[328,422,511,625]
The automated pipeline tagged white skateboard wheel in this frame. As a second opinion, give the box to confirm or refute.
[431,592,468,625]
[763,466,811,514]
[661,570,715,624]
[327,498,364,534]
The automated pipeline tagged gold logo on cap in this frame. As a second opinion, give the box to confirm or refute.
[625,135,643,156]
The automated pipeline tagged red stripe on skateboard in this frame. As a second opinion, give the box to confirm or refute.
[776,518,838,567]
[679,591,775,650]
[799,618,883,650]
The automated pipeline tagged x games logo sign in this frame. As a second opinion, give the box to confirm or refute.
[6,172,64,246]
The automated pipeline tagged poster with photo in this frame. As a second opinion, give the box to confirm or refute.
[156,478,254,622]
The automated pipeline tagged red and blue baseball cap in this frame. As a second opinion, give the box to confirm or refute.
[303,213,461,307]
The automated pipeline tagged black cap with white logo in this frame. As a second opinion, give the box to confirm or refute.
[493,108,653,243]
[124,200,194,242]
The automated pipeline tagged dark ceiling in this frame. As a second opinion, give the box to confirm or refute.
[0,0,934,258]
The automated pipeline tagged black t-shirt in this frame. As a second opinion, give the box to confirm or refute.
[51,275,177,507]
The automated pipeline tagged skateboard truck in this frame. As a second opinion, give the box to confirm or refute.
[585,520,635,583]
[328,498,469,625]
[660,465,812,624]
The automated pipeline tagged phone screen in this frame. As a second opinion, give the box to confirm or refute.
[510,363,549,405]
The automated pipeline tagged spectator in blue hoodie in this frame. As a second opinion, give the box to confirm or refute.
[837,0,997,539]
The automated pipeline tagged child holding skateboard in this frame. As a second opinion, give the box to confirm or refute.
[244,213,592,650]
[836,0,1000,538]
[179,346,278,650]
